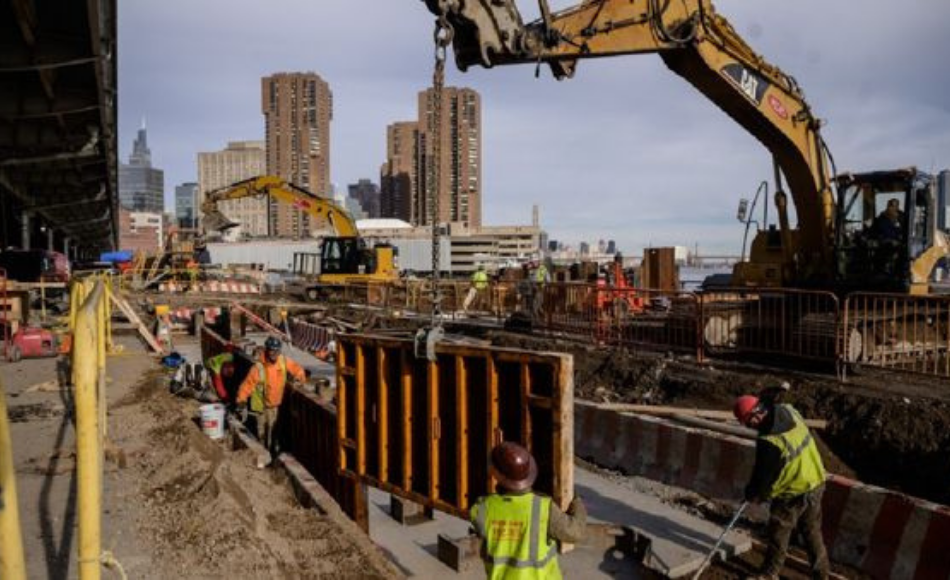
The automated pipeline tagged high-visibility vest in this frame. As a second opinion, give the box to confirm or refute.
[534,266,548,284]
[205,352,233,375]
[761,405,827,499]
[250,355,287,413]
[472,270,489,290]
[470,493,560,580]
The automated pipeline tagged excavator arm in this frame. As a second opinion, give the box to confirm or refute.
[425,0,837,284]
[201,175,358,237]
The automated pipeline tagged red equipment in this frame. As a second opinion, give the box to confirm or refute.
[6,327,58,362]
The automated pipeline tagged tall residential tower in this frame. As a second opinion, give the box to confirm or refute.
[262,72,333,238]
[197,141,267,238]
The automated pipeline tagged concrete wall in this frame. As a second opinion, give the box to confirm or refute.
[574,402,950,580]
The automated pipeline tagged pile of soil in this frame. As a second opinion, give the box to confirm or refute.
[111,373,388,578]
[490,331,950,504]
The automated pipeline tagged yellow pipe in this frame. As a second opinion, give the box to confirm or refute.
[73,281,103,580]
[0,377,27,579]
[96,289,107,441]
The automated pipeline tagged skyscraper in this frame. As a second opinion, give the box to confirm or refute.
[262,72,333,238]
[348,179,381,218]
[174,182,198,228]
[119,123,164,214]
[197,141,267,237]
[417,86,481,228]
[380,121,419,223]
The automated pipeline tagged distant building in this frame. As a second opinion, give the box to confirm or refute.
[175,182,198,229]
[348,179,380,218]
[197,141,267,238]
[939,169,949,230]
[579,242,591,256]
[380,121,419,223]
[548,240,558,253]
[118,208,162,252]
[119,123,164,214]
[606,240,617,254]
[262,72,333,238]
[416,86,481,228]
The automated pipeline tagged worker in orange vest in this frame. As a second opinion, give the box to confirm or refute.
[235,337,306,462]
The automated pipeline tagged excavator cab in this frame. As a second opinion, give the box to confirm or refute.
[834,169,938,294]
[320,237,374,276]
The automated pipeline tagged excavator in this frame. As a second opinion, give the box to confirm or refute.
[201,175,398,298]
[421,0,948,296]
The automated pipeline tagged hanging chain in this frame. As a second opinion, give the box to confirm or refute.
[430,13,453,324]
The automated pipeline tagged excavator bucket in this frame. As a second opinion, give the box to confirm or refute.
[201,209,239,233]
[422,0,528,70]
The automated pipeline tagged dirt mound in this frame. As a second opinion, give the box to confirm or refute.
[117,373,387,578]
[490,331,950,504]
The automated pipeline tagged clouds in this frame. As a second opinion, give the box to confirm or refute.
[119,0,950,255]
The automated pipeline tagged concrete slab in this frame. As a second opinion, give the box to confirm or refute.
[575,468,752,578]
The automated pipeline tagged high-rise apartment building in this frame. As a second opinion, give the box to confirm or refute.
[262,72,333,238]
[380,121,418,223]
[119,123,164,214]
[348,179,380,219]
[197,141,266,238]
[174,182,198,228]
[417,86,481,228]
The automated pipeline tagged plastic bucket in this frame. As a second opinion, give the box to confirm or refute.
[199,403,226,440]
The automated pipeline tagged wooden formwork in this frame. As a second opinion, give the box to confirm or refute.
[336,334,574,519]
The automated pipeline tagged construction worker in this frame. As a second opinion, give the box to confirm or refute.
[470,442,587,579]
[185,257,200,291]
[531,261,550,319]
[734,392,829,580]
[204,346,236,403]
[463,264,490,312]
[235,336,306,460]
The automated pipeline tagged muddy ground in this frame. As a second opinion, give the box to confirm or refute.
[488,331,950,504]
[108,369,392,578]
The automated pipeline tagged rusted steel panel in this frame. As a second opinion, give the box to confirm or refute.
[337,334,574,519]
[844,292,950,377]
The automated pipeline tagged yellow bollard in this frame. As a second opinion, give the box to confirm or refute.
[73,282,103,580]
[0,377,27,579]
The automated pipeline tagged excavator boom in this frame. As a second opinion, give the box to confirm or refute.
[425,0,838,286]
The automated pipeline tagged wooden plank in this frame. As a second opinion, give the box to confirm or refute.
[428,359,440,501]
[556,358,574,512]
[356,344,366,475]
[377,346,389,483]
[456,356,469,511]
[337,341,349,472]
[592,403,827,429]
[401,349,413,491]
[520,362,531,450]
[487,356,499,493]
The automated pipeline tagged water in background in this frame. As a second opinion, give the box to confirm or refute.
[679,266,732,291]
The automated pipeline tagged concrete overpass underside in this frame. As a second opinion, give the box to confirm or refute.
[0,0,118,257]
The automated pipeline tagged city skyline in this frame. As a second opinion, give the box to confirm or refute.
[118,0,950,254]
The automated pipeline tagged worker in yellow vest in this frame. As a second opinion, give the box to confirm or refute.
[470,442,587,579]
[463,264,490,312]
[734,391,829,580]
[236,337,306,462]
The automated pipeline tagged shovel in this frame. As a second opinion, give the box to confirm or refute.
[691,501,748,580]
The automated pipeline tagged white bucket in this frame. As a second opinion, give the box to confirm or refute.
[199,403,226,440]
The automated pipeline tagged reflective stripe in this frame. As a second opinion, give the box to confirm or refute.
[484,547,558,569]
[787,433,812,461]
[528,494,540,562]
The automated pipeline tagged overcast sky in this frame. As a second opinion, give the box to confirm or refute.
[118,0,950,255]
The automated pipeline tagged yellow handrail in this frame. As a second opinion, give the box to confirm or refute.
[0,376,26,579]
[73,280,104,580]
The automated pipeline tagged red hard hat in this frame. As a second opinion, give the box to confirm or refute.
[490,442,538,492]
[733,395,761,425]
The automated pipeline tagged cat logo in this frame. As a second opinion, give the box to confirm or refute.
[721,63,768,106]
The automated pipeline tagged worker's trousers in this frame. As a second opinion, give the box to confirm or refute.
[764,484,829,579]
[463,287,481,311]
[254,407,280,455]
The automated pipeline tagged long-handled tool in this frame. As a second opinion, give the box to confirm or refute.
[691,501,749,580]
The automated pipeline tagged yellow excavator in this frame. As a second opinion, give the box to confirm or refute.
[201,175,398,296]
[422,0,948,295]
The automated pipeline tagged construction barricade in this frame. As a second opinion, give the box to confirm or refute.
[336,334,574,519]
[699,288,841,366]
[0,374,26,578]
[843,292,950,377]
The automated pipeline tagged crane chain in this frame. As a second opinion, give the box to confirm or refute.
[430,13,453,325]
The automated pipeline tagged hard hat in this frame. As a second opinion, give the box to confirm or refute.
[264,336,282,352]
[490,442,537,492]
[733,395,761,425]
